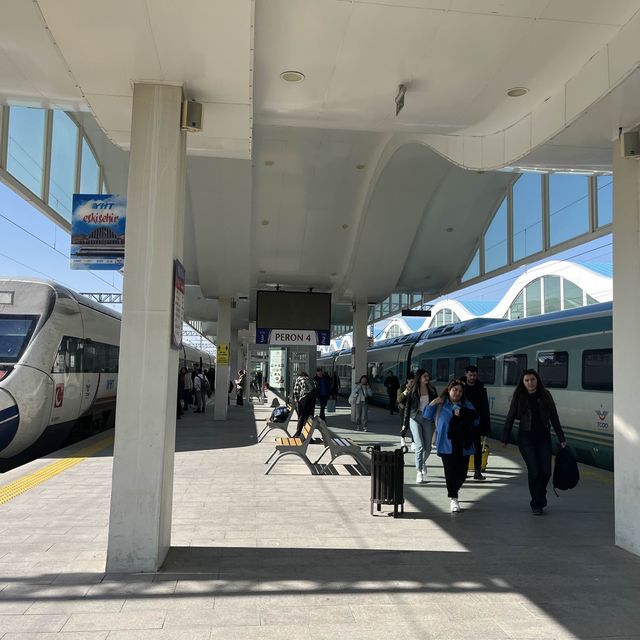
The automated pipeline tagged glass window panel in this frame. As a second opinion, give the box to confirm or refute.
[484,199,508,273]
[549,174,589,246]
[503,354,527,385]
[596,175,612,228]
[49,111,79,221]
[537,351,568,388]
[477,356,495,385]
[563,280,583,309]
[512,173,543,261]
[436,358,449,381]
[419,359,433,377]
[80,138,100,194]
[582,349,612,391]
[509,291,525,320]
[462,249,480,282]
[454,357,470,379]
[586,294,598,305]
[525,279,541,317]
[6,107,46,197]
[0,314,39,364]
[543,276,561,313]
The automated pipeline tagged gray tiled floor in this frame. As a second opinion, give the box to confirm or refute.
[0,393,638,639]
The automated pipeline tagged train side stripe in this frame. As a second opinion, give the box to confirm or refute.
[0,435,114,505]
[0,406,19,422]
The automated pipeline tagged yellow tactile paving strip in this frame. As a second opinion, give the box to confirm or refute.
[0,435,114,505]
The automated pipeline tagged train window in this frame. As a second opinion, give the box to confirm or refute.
[0,315,38,364]
[51,336,81,374]
[436,358,449,382]
[82,342,97,372]
[582,349,613,391]
[477,356,496,385]
[537,351,568,388]
[503,354,527,385]
[420,359,432,377]
[454,357,470,379]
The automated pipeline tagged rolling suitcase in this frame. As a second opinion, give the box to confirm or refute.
[469,438,489,472]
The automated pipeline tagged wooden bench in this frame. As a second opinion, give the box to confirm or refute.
[264,417,318,475]
[313,419,370,475]
[257,403,295,442]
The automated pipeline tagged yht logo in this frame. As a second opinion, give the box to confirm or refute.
[54,383,64,408]
[595,405,609,430]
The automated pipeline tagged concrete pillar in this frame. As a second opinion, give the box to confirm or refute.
[351,303,369,421]
[612,138,640,557]
[106,83,186,572]
[214,298,232,420]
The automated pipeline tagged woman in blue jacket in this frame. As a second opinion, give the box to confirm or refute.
[424,379,477,513]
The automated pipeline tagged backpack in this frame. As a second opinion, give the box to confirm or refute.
[203,376,211,393]
[553,446,579,493]
[270,405,290,423]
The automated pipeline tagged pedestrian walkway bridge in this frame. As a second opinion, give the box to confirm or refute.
[0,393,637,639]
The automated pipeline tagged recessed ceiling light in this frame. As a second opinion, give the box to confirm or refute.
[264,160,274,166]
[280,70,305,83]
[341,224,349,229]
[506,87,528,98]
[446,227,454,233]
[356,164,365,170]
[261,219,270,226]
[331,272,337,277]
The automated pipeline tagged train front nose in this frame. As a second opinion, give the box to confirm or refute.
[0,389,20,453]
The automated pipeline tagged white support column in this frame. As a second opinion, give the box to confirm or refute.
[214,298,232,420]
[351,303,369,421]
[106,83,186,572]
[612,139,640,557]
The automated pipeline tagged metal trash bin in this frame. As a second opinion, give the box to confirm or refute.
[368,445,407,517]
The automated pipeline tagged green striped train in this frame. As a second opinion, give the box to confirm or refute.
[318,302,613,471]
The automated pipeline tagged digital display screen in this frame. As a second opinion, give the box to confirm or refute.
[256,291,331,331]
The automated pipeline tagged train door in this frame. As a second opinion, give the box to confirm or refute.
[50,336,83,426]
[79,341,102,415]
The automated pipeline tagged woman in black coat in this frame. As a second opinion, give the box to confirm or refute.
[502,369,566,515]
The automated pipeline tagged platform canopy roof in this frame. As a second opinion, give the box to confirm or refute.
[1,0,638,333]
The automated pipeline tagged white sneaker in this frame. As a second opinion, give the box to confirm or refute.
[410,442,416,452]
[450,499,461,513]
[416,470,424,484]
[400,437,406,447]
[421,466,427,478]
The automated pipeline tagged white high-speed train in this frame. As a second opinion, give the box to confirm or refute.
[0,279,211,470]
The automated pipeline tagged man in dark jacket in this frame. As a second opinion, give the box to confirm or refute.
[313,368,332,421]
[384,370,401,414]
[462,365,491,480]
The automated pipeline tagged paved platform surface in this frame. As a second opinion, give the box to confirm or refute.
[0,392,638,640]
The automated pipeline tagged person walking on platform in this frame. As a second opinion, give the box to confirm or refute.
[313,367,332,421]
[193,368,206,413]
[398,371,415,447]
[292,371,317,438]
[384,370,401,414]
[331,372,341,400]
[424,379,477,513]
[235,369,246,406]
[461,365,491,481]
[403,369,438,483]
[181,366,192,409]
[349,375,372,431]
[502,369,566,515]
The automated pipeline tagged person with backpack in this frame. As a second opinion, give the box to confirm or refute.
[292,371,316,438]
[502,369,566,516]
[461,365,491,481]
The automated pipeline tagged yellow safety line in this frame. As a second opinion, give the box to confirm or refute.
[0,435,114,505]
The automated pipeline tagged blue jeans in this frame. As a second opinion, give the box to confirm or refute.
[409,417,434,471]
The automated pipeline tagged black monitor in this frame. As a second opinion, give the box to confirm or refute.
[256,291,331,330]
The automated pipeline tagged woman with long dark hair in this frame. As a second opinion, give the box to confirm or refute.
[424,379,477,512]
[402,369,438,483]
[502,369,566,515]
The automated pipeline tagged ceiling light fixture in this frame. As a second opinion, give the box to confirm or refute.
[261,219,270,226]
[506,87,528,98]
[341,224,349,229]
[446,227,454,233]
[280,70,305,83]
[356,164,365,170]
[264,160,274,166]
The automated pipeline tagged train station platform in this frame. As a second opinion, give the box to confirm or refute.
[0,392,638,640]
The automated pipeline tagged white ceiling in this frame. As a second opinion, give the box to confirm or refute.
[1,0,639,336]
